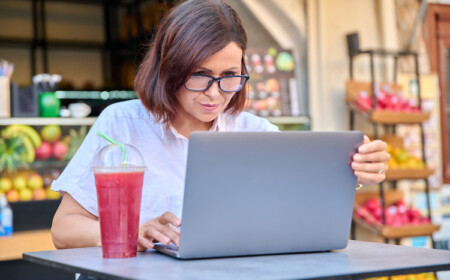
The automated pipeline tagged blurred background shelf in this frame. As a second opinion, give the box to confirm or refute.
[0,230,54,261]
[0,117,96,126]
[352,215,441,239]
[265,116,310,125]
[385,168,436,180]
[370,111,431,124]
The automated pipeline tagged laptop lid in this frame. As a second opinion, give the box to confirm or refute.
[163,131,363,259]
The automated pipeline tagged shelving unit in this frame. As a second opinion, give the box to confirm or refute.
[0,0,176,88]
[346,41,439,246]
[353,190,440,239]
[0,117,96,126]
[0,116,308,127]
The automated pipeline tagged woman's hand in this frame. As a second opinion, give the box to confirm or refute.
[137,212,181,251]
[351,135,391,186]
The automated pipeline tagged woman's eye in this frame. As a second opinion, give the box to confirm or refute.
[192,71,206,76]
[223,72,237,76]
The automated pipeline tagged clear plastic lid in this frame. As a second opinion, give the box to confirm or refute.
[92,144,146,173]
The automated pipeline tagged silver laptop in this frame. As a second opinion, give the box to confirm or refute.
[154,131,363,259]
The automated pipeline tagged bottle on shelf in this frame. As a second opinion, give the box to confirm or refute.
[0,194,13,236]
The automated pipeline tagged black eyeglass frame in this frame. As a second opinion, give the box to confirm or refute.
[184,58,250,93]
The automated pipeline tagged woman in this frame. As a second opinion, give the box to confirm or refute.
[51,0,389,250]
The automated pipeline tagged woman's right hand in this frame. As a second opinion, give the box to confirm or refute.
[137,212,181,251]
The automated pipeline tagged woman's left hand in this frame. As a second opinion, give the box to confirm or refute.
[351,135,391,186]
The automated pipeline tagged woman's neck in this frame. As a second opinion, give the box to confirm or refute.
[171,116,213,139]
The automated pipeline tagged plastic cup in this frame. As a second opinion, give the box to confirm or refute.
[92,144,145,258]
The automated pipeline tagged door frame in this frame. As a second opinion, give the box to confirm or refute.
[427,4,450,183]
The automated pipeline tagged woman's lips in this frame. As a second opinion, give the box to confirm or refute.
[200,103,219,111]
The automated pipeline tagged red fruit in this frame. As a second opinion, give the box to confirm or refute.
[52,141,68,161]
[365,198,380,213]
[35,142,52,160]
[355,91,373,112]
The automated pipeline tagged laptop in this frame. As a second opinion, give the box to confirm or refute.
[154,131,363,259]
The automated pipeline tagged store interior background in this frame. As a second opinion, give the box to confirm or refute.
[1,0,450,278]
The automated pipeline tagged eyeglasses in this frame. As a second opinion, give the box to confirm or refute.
[184,59,250,93]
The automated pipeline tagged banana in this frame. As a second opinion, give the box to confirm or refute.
[2,124,42,148]
[21,136,35,163]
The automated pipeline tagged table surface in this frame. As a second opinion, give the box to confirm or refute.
[23,240,450,280]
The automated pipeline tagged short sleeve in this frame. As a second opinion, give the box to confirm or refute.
[51,108,111,217]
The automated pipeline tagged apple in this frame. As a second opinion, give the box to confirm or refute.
[13,176,27,191]
[6,189,20,202]
[35,141,52,160]
[40,125,61,143]
[52,141,68,161]
[19,188,33,201]
[365,198,380,213]
[28,173,44,190]
[0,177,12,192]
[33,188,47,200]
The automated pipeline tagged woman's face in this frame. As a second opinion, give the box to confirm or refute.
[175,42,243,128]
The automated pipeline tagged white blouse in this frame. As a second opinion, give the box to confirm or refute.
[52,99,279,223]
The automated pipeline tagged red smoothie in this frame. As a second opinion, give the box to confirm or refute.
[94,170,144,258]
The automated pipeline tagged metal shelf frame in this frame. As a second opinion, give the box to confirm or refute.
[348,48,434,247]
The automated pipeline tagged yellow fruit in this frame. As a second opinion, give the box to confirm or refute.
[13,176,27,190]
[0,177,12,192]
[46,187,61,200]
[388,160,398,169]
[19,188,33,201]
[2,124,42,147]
[27,173,44,190]
[22,136,36,163]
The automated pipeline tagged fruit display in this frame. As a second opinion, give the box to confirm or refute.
[244,47,299,117]
[366,272,436,280]
[353,83,421,113]
[1,170,61,202]
[0,125,42,171]
[0,124,89,202]
[387,144,426,169]
[34,125,87,162]
[354,198,430,228]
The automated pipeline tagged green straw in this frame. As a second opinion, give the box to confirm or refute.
[97,131,126,166]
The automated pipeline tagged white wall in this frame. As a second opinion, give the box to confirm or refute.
[307,0,396,131]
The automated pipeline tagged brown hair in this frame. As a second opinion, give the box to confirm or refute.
[135,0,248,124]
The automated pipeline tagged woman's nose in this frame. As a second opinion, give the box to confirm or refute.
[204,80,221,99]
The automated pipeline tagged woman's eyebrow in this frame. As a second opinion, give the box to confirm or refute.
[196,66,241,72]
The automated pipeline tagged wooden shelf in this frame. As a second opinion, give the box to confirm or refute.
[353,215,440,239]
[370,111,431,124]
[385,168,435,180]
[0,230,55,261]
[0,117,96,126]
[354,190,404,205]
[346,80,431,124]
[353,191,441,239]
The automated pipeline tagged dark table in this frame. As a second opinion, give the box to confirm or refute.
[23,240,450,280]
